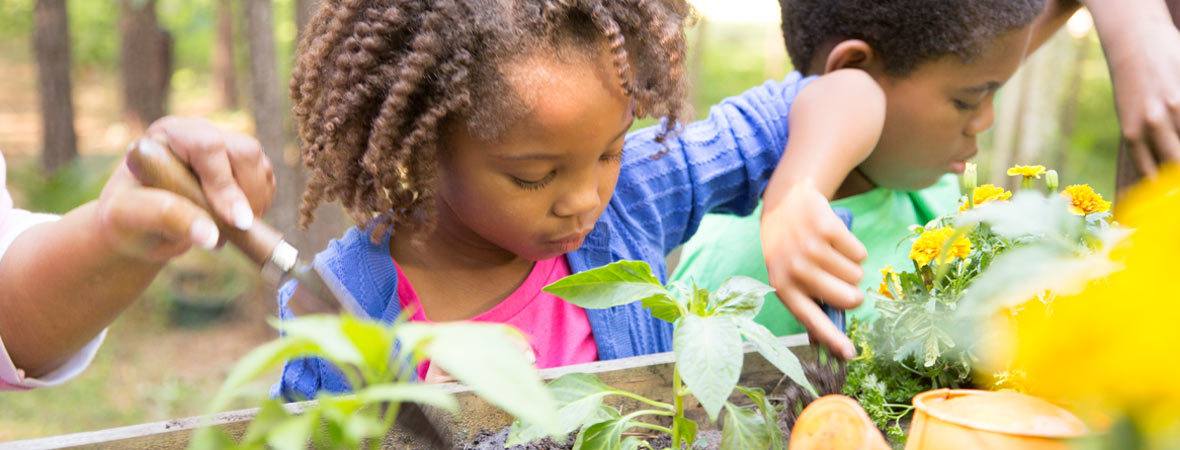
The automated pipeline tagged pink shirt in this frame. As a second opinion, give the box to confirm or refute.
[0,153,101,391]
[396,256,598,379]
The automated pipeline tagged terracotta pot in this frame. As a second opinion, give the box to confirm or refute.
[906,389,1089,450]
[789,395,891,450]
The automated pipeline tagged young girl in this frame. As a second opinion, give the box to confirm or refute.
[276,0,882,399]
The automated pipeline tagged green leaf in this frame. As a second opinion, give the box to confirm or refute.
[673,416,699,449]
[674,314,743,421]
[711,276,774,318]
[620,436,647,450]
[543,260,671,310]
[509,373,622,445]
[276,315,365,368]
[642,294,684,323]
[209,337,319,411]
[354,384,459,413]
[188,428,237,450]
[721,402,772,450]
[575,418,629,450]
[266,409,318,450]
[736,387,783,450]
[239,400,292,445]
[409,322,558,433]
[736,318,816,397]
[344,413,387,444]
[339,315,396,381]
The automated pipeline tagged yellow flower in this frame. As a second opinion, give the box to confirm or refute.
[959,184,1013,212]
[909,227,973,268]
[1061,184,1111,215]
[877,265,902,299]
[1003,165,1180,437]
[1007,164,1047,179]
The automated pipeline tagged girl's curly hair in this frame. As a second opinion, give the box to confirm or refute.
[291,0,693,241]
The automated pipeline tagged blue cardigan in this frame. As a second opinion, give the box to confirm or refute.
[274,72,827,400]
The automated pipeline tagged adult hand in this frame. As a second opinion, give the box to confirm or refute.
[1089,0,1180,175]
[761,179,866,360]
[95,116,275,262]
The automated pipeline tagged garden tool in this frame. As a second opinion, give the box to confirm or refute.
[126,138,454,449]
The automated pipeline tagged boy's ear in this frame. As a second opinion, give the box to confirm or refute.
[823,40,877,74]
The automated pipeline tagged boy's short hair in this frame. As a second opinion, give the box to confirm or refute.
[779,0,1045,76]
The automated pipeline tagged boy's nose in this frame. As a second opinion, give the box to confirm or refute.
[964,101,996,136]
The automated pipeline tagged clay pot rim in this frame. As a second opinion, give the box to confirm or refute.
[912,388,1092,439]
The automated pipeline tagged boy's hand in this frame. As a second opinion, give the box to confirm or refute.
[95,116,275,262]
[762,179,866,360]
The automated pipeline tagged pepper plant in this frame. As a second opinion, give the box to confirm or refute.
[189,314,558,450]
[509,260,816,450]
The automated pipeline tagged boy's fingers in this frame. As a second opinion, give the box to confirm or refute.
[147,117,254,230]
[777,288,856,360]
[790,260,862,310]
[223,131,275,216]
[805,239,863,287]
[818,213,867,263]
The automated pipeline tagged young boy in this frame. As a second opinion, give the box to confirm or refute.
[672,0,1084,357]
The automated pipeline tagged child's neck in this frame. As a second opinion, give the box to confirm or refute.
[833,167,876,200]
[389,213,536,322]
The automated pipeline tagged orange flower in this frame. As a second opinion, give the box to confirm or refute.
[909,227,973,268]
[877,265,902,299]
[960,184,1013,212]
[1061,184,1111,215]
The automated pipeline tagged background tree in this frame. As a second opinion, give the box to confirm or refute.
[32,0,77,173]
[120,0,172,136]
[212,0,238,110]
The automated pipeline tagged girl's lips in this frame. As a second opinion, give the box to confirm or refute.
[548,231,590,252]
[950,160,968,174]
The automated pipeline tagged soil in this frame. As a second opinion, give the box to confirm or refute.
[460,356,846,449]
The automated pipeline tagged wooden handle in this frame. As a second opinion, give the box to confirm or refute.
[125,138,284,268]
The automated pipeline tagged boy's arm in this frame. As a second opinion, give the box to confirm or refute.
[760,69,883,360]
[0,117,274,379]
[1032,0,1180,175]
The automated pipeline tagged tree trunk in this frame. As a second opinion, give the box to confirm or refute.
[121,0,172,136]
[213,0,239,110]
[33,0,77,173]
[244,0,306,249]
[1117,0,1180,195]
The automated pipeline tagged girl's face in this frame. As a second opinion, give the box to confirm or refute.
[436,49,634,261]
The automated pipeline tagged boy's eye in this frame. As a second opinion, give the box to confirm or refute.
[953,99,979,111]
[512,171,556,190]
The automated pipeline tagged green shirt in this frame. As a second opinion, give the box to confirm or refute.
[670,175,961,336]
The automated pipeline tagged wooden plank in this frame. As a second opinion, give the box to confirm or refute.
[1,335,815,449]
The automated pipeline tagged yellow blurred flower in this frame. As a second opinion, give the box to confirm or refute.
[960,184,1013,212]
[1061,184,1111,215]
[1006,165,1180,437]
[909,227,973,268]
[877,265,902,299]
[1007,165,1047,179]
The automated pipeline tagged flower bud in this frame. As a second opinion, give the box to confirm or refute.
[1046,169,1059,193]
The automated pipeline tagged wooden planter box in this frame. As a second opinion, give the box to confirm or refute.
[1,334,815,450]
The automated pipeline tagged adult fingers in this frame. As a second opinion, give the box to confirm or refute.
[223,131,275,217]
[100,187,220,261]
[1147,108,1180,166]
[1130,138,1159,179]
[777,287,856,360]
[146,116,254,230]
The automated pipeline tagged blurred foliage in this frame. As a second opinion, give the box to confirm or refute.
[6,155,118,214]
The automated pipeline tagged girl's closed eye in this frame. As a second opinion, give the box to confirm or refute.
[512,170,556,190]
[600,150,624,163]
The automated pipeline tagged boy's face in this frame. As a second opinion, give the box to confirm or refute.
[860,27,1033,190]
[435,49,633,261]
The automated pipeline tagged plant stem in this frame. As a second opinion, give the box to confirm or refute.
[627,422,674,435]
[612,391,675,411]
[671,368,686,449]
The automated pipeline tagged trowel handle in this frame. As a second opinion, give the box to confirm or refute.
[125,137,283,268]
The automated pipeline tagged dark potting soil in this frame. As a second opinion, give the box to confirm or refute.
[459,356,844,449]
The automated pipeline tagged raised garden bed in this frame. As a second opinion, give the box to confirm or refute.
[0,335,820,450]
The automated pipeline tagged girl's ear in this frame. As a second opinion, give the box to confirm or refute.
[823,39,878,74]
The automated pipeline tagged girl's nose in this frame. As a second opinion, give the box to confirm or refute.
[553,178,601,219]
